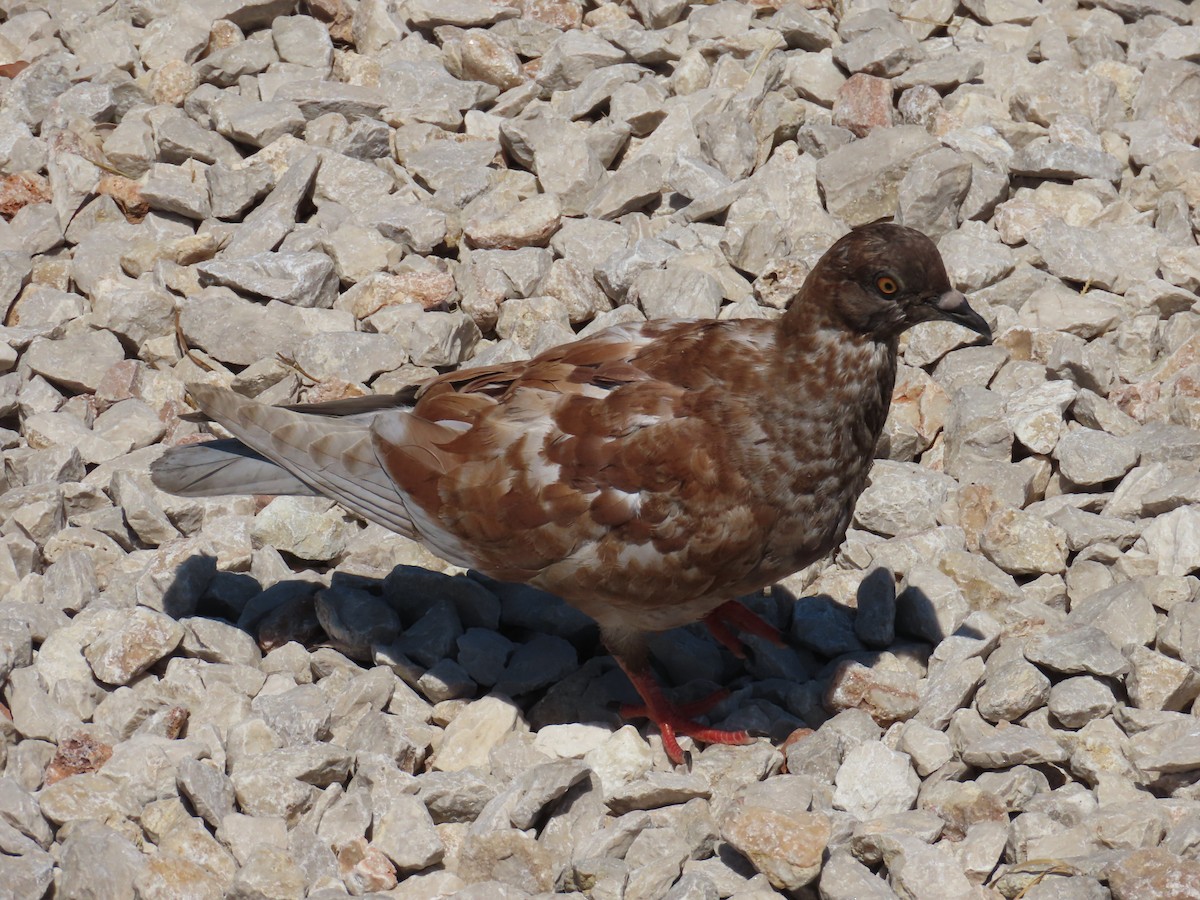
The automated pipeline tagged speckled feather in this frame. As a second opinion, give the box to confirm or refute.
[154,223,990,676]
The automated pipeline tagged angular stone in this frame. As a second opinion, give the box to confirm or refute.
[721,806,830,891]
[976,657,1051,723]
[1010,139,1123,183]
[1107,847,1200,900]
[456,828,554,892]
[832,73,894,138]
[1027,222,1164,294]
[897,147,973,240]
[431,694,523,772]
[1054,429,1139,486]
[825,661,921,726]
[1125,645,1200,712]
[854,462,954,538]
[980,508,1069,576]
[1048,676,1115,729]
[1025,626,1129,679]
[815,126,939,226]
[372,793,444,873]
[196,251,339,308]
[24,330,124,393]
[1138,506,1200,578]
[629,263,722,321]
[84,608,184,685]
[833,743,919,819]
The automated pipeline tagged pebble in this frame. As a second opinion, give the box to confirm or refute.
[833,743,919,820]
[721,805,830,891]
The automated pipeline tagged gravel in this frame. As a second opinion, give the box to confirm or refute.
[1,0,1199,897]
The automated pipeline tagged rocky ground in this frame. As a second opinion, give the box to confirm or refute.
[1,0,1199,897]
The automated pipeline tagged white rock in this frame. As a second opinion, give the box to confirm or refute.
[833,742,919,820]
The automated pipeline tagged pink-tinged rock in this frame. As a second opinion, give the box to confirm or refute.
[833,73,895,138]
[722,806,831,891]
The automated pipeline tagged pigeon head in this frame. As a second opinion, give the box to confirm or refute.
[796,222,992,344]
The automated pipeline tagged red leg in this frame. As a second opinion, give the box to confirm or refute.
[621,689,732,721]
[613,658,751,765]
[703,600,786,656]
[703,613,747,658]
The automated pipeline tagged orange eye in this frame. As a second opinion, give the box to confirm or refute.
[876,275,899,295]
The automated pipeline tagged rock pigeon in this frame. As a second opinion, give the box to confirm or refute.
[152,223,991,764]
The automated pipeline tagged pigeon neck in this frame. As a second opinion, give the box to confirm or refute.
[777,279,898,353]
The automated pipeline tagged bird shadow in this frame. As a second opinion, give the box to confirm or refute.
[155,553,981,749]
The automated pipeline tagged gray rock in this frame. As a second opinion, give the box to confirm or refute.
[59,820,146,899]
[1054,429,1139,486]
[272,14,333,68]
[177,758,236,828]
[227,845,308,899]
[207,162,275,221]
[961,724,1068,768]
[896,563,969,644]
[372,792,444,873]
[404,310,482,367]
[141,161,212,219]
[1125,645,1200,712]
[84,607,184,685]
[629,263,722,320]
[274,80,387,121]
[915,657,985,731]
[1138,506,1200,578]
[196,251,339,308]
[896,147,972,240]
[1010,139,1123,183]
[980,508,1069,576]
[1158,597,1200,667]
[1133,59,1200,143]
[587,155,665,221]
[292,331,406,383]
[211,97,306,149]
[252,685,332,745]
[942,386,1013,481]
[895,722,953,777]
[313,585,401,660]
[835,28,925,78]
[976,656,1051,723]
[1066,580,1158,649]
[24,329,124,394]
[855,462,955,538]
[1005,380,1077,455]
[38,772,139,826]
[1049,676,1116,729]
[879,834,975,899]
[1025,626,1129,679]
[195,34,276,86]
[833,743,919,819]
[0,851,53,899]
[815,126,940,226]
[492,633,577,697]
[222,150,317,251]
[156,112,242,167]
[820,849,898,899]
[1027,222,1164,294]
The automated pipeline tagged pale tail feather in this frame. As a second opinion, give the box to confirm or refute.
[151,440,317,497]
[152,384,418,538]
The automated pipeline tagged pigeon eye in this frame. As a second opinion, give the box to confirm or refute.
[876,275,899,295]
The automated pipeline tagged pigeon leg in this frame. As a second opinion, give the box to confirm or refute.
[703,600,786,658]
[612,656,751,765]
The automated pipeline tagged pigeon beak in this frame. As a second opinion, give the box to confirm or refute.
[933,289,992,344]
